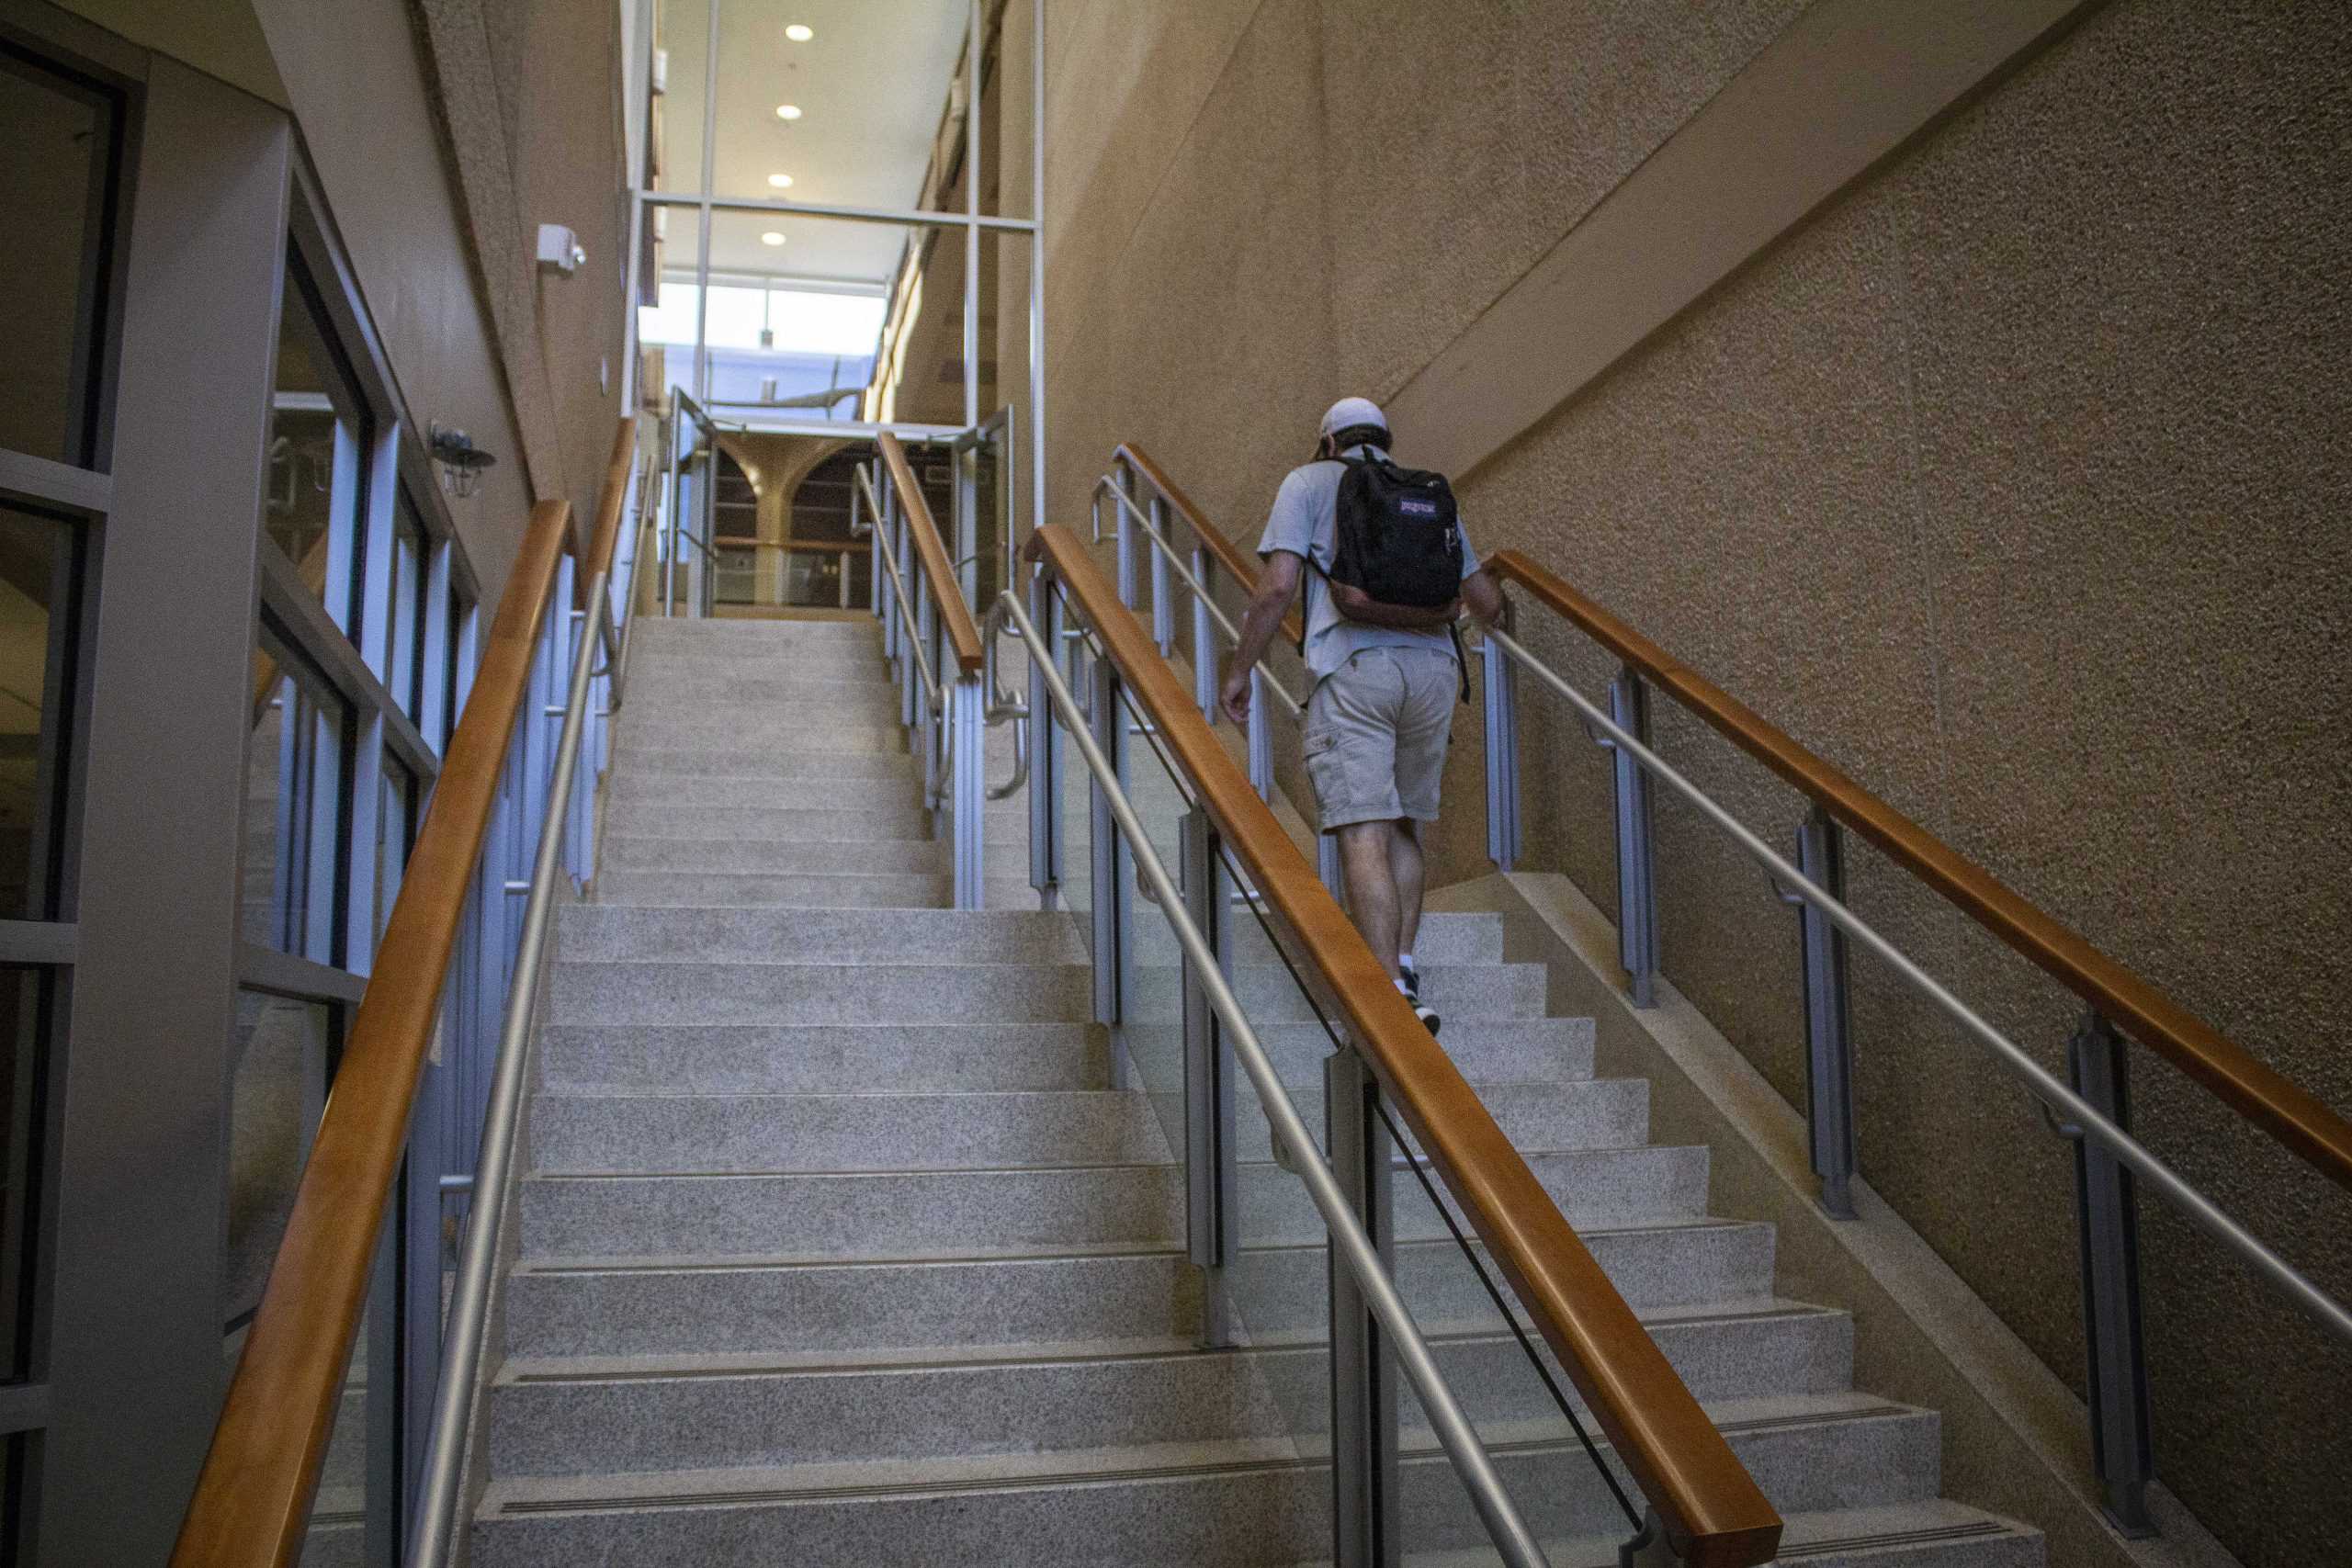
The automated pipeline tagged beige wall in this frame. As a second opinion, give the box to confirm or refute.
[1041,4,2352,1563]
[69,0,630,603]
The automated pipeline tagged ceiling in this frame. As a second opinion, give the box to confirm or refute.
[660,0,967,284]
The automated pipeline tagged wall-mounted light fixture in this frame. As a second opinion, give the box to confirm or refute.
[429,423,498,499]
[537,223,586,276]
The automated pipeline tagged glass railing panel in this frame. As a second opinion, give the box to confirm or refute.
[1203,838,1339,1556]
[1048,597,1094,940]
[293,1219,402,1566]
[1103,713,1327,1562]
[1384,1109,1645,1562]
[222,985,408,1564]
[1111,685,1192,1190]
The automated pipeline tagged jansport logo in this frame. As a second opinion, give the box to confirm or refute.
[1398,497,1440,517]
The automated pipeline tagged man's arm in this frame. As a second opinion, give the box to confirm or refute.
[1460,565,1508,627]
[1218,550,1304,726]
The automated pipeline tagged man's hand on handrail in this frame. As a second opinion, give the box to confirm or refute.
[1461,566,1509,629]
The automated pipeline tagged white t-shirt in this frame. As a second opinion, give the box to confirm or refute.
[1255,445,1479,683]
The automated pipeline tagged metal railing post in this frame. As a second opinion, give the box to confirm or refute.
[922,589,944,816]
[1181,807,1238,1347]
[1329,1044,1401,1568]
[1619,1508,1680,1566]
[1115,460,1140,609]
[1190,548,1218,716]
[949,672,986,909]
[1319,830,1345,903]
[1608,664,1660,1007]
[956,444,980,606]
[663,423,682,616]
[1029,572,1059,908]
[1792,805,1856,1219]
[903,515,923,734]
[698,441,717,617]
[1247,671,1274,801]
[1483,626,1521,872]
[1090,649,1126,1050]
[2069,1010,2156,1537]
[1149,495,1174,653]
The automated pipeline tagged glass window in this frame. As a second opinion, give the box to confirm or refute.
[639,211,897,419]
[0,46,122,468]
[0,966,50,1382]
[224,989,334,1332]
[0,504,79,921]
[261,255,370,637]
[388,500,426,725]
[243,636,351,964]
[443,592,472,753]
[652,0,706,194]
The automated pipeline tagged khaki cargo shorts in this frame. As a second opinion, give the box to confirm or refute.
[1302,645,1456,832]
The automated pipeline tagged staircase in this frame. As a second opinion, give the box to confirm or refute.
[468,615,2045,1566]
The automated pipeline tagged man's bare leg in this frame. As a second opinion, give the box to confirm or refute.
[1335,819,1402,977]
[1389,819,1427,963]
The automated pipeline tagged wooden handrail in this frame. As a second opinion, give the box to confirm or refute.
[876,432,984,674]
[574,415,639,612]
[1112,437,2352,1197]
[1480,548,2352,1195]
[176,426,639,1565]
[1024,524,1782,1568]
[1114,442,1302,647]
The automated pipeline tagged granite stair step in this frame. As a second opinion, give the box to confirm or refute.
[470,1394,1949,1565]
[528,1089,1171,1174]
[514,1144,1707,1259]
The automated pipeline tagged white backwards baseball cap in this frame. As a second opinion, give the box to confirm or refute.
[1317,396,1388,442]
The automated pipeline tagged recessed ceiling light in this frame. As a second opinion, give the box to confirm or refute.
[760,231,786,246]
[785,24,814,42]
[775,104,803,120]
[767,173,795,188]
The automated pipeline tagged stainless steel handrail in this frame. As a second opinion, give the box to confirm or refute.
[1483,622,2352,1348]
[406,572,611,1566]
[1092,475,1305,715]
[994,587,1552,1568]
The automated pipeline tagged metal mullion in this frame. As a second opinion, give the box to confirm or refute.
[236,940,367,1008]
[0,448,110,514]
[693,0,718,408]
[255,538,439,780]
[691,412,971,443]
[623,187,646,410]
[637,189,1035,231]
[963,0,980,431]
[0,921,77,965]
[1027,0,1045,540]
[344,711,388,974]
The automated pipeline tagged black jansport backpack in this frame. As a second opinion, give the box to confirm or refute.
[1327,453,1464,619]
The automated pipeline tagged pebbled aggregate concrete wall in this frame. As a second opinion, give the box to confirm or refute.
[1041,4,2352,1562]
